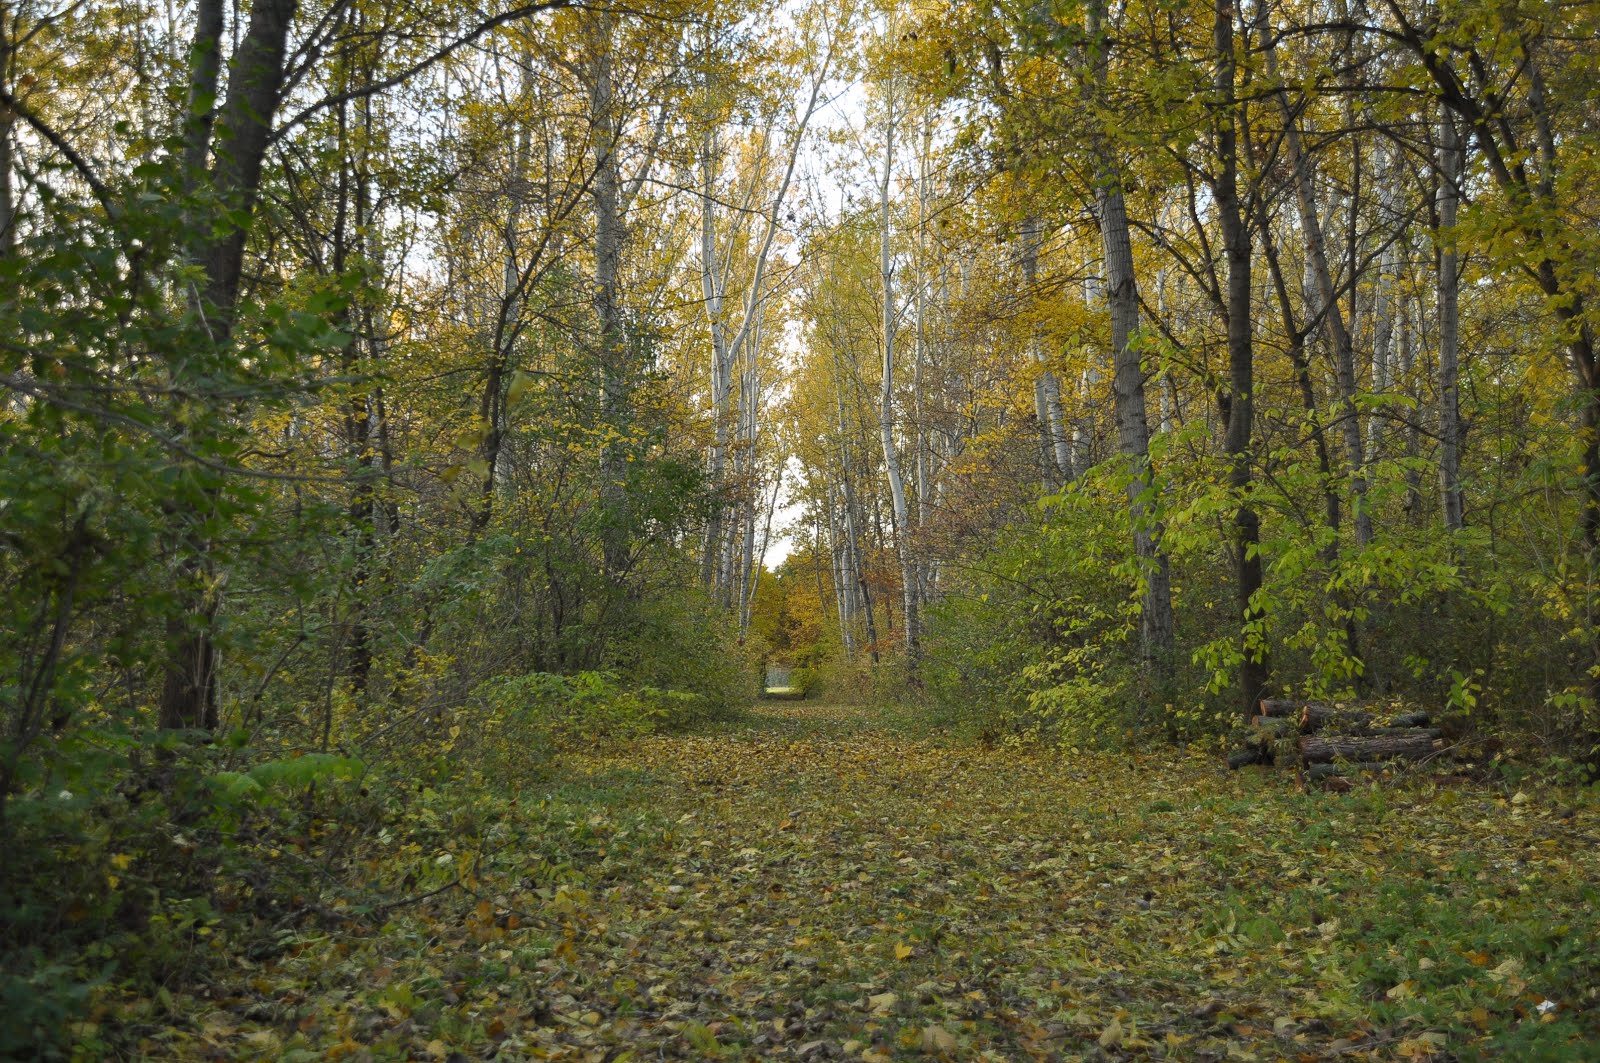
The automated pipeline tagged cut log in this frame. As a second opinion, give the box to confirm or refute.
[1366,726,1442,740]
[1391,710,1431,728]
[1299,733,1439,765]
[1259,698,1318,718]
[1227,745,1272,769]
[1305,762,1387,782]
[1250,715,1297,735]
[1298,706,1374,734]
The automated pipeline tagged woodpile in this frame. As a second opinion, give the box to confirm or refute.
[1227,698,1446,783]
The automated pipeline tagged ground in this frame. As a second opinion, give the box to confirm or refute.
[133,704,1600,1061]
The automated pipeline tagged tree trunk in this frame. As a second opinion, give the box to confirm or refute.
[1295,706,1374,733]
[1,3,20,259]
[1074,274,1102,477]
[1368,147,1400,461]
[162,0,300,732]
[1084,0,1175,680]
[1398,295,1424,521]
[1096,172,1177,677]
[179,0,225,194]
[1259,214,1341,553]
[198,0,298,328]
[833,353,879,664]
[876,74,920,674]
[587,19,630,579]
[1435,106,1465,530]
[825,492,856,657]
[699,129,733,589]
[1213,0,1268,720]
[335,67,376,696]
[1020,216,1073,486]
[471,73,535,539]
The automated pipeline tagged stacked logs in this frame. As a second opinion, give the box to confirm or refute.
[1227,698,1443,781]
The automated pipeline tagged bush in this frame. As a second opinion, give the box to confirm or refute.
[923,462,1162,747]
[600,588,755,719]
[462,669,703,776]
[0,726,234,1059]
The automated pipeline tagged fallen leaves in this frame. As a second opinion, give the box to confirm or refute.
[133,703,1600,1060]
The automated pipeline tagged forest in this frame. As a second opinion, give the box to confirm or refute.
[3,0,1600,1057]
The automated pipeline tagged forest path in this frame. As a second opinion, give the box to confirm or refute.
[197,704,1600,1060]
[528,700,1219,1060]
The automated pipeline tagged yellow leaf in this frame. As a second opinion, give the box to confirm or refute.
[1099,1017,1123,1048]
[507,370,534,406]
[1488,958,1524,982]
[894,942,914,960]
[920,1024,957,1054]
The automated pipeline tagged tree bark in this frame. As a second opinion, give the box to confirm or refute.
[587,19,630,579]
[876,69,920,674]
[1074,275,1102,477]
[1020,216,1073,486]
[1299,733,1439,764]
[698,128,734,588]
[1095,160,1177,677]
[1435,105,1465,530]
[1213,0,1268,720]
[1368,146,1400,461]
[198,0,298,329]
[0,6,19,259]
[162,0,300,732]
[180,0,225,191]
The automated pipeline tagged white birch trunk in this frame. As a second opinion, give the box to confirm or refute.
[1075,275,1103,476]
[1020,216,1074,486]
[1088,0,1175,674]
[876,73,920,671]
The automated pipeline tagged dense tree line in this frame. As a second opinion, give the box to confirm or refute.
[779,0,1600,752]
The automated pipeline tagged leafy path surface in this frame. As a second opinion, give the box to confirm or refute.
[167,705,1598,1060]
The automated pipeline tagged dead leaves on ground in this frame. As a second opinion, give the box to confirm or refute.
[125,704,1600,1061]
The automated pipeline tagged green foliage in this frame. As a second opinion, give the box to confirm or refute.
[600,588,755,720]
[210,752,366,807]
[472,669,707,757]
[924,458,1190,746]
[0,726,225,1058]
[923,426,1600,754]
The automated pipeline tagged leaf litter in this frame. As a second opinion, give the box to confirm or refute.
[133,704,1600,1060]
